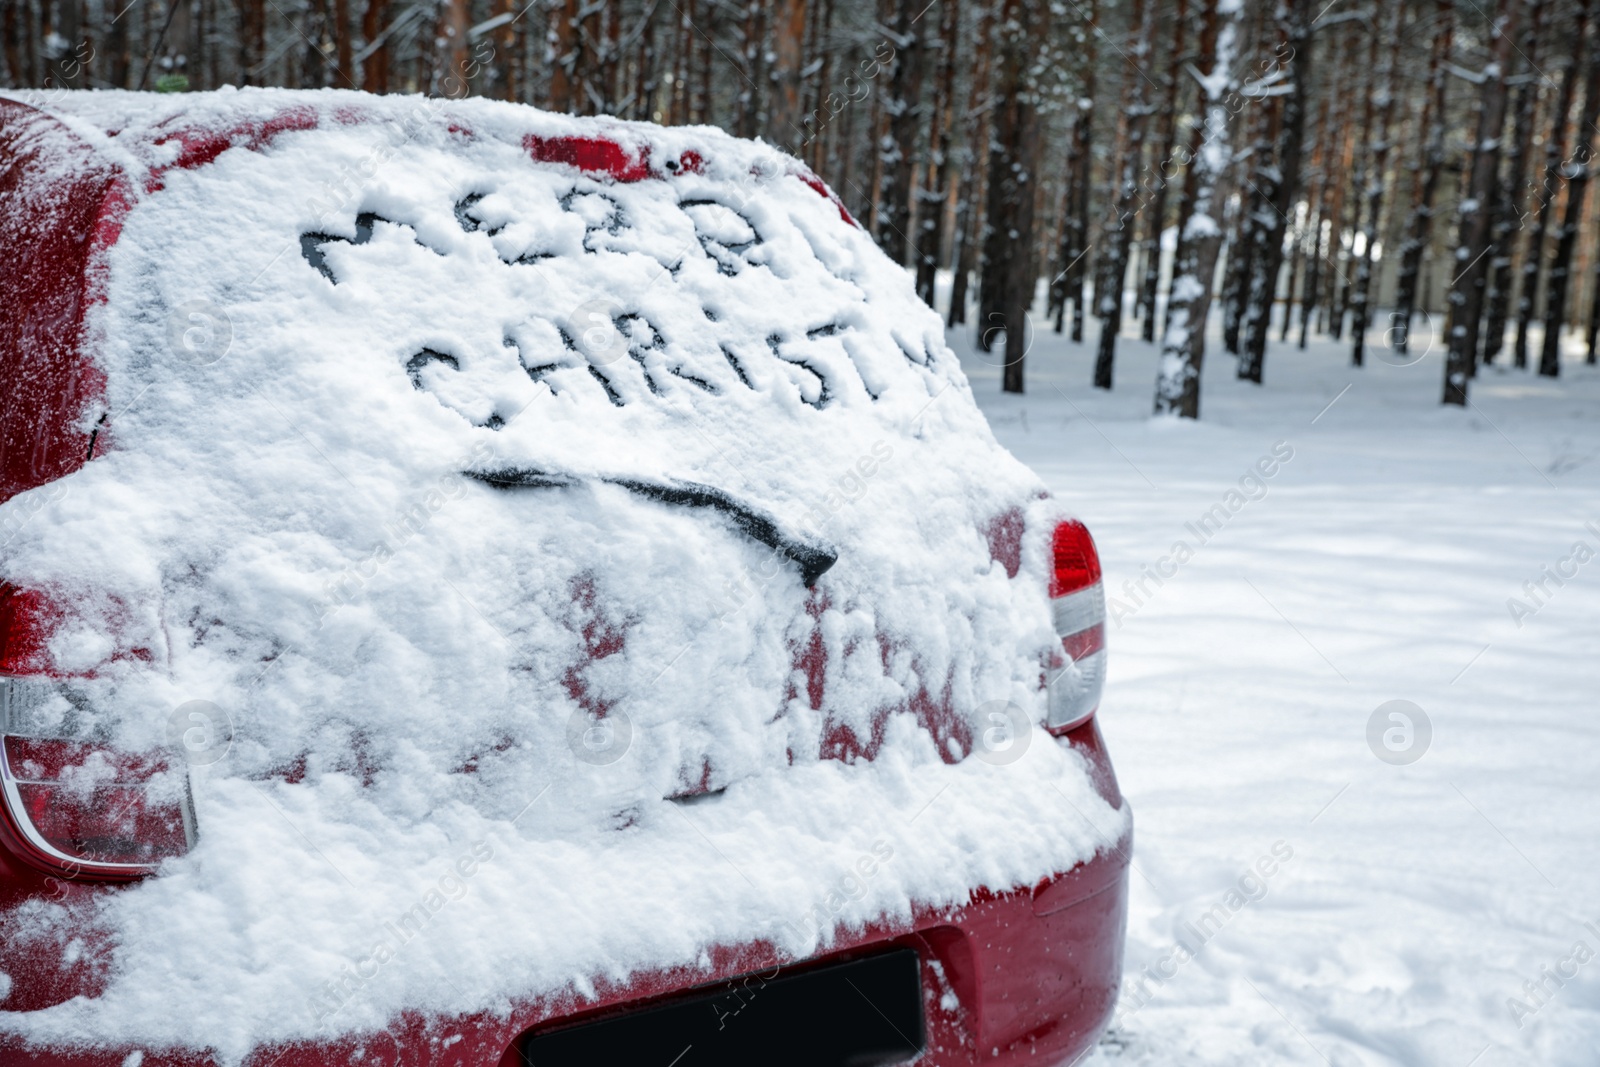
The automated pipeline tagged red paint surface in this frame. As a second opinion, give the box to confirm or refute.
[0,585,60,675]
[985,506,1026,579]
[524,133,655,182]
[0,100,119,507]
[791,166,859,227]
[146,106,320,189]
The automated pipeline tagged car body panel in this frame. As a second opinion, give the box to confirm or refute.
[0,91,1128,1065]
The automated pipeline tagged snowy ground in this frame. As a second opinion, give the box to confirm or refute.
[950,303,1600,1066]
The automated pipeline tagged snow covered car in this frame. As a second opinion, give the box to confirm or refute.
[0,90,1129,1067]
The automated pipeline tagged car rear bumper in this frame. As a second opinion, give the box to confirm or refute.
[0,726,1130,1067]
[0,839,1128,1067]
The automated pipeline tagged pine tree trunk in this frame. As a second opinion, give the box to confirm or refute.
[979,0,1045,391]
[1220,172,1257,354]
[440,0,469,96]
[867,67,887,234]
[1328,27,1372,349]
[916,0,959,308]
[160,0,193,88]
[1516,3,1586,368]
[1349,4,1405,367]
[876,0,925,264]
[358,0,385,92]
[20,0,40,88]
[1300,21,1356,349]
[1587,249,1600,360]
[331,0,352,87]
[1048,173,1074,328]
[1280,232,1301,341]
[106,0,130,86]
[768,0,808,151]
[47,0,83,88]
[1238,0,1315,383]
[1321,135,1352,336]
[549,0,579,111]
[1444,4,1523,405]
[947,2,994,328]
[731,0,755,132]
[1538,8,1600,379]
[1481,0,1546,366]
[800,0,829,164]
[1289,30,1336,350]
[1063,1,1097,341]
[1093,0,1155,390]
[1298,211,1322,348]
[2,3,24,88]
[1391,2,1453,354]
[1138,0,1188,341]
[1154,0,1239,419]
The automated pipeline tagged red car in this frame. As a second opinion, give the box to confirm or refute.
[0,90,1128,1067]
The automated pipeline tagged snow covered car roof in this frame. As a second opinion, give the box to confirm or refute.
[0,89,1120,1059]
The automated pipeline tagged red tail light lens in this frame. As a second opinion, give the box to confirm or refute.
[1050,519,1104,597]
[1046,520,1106,734]
[0,677,195,878]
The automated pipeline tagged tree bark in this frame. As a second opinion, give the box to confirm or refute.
[1516,2,1585,368]
[331,0,353,87]
[439,0,469,96]
[1538,5,1600,378]
[2,2,25,88]
[1328,21,1374,346]
[948,2,995,328]
[1349,3,1405,367]
[1154,0,1240,418]
[768,0,807,149]
[1238,0,1315,383]
[1280,230,1301,342]
[978,0,1045,391]
[1481,0,1546,366]
[549,0,579,111]
[1319,53,1356,338]
[358,0,386,92]
[1219,142,1260,354]
[1587,248,1600,361]
[1050,0,1096,340]
[1093,0,1155,390]
[47,0,83,88]
[1137,0,1188,341]
[1587,247,1600,360]
[1444,2,1523,405]
[1298,20,1354,349]
[876,0,925,263]
[1391,2,1453,354]
[916,0,959,307]
[103,0,130,87]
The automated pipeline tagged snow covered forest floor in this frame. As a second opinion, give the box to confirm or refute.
[951,303,1600,1066]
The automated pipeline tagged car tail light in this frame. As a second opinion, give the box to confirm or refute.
[1046,519,1106,734]
[0,589,196,880]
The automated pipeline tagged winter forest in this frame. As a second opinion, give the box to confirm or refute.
[4,0,1597,417]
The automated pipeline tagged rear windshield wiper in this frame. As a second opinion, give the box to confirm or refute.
[465,467,837,587]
